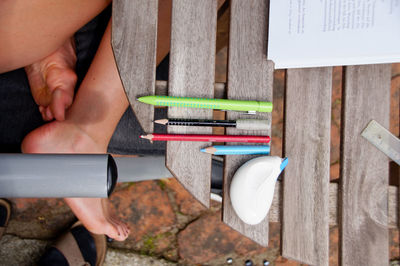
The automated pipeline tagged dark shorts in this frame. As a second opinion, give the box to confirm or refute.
[0,5,167,155]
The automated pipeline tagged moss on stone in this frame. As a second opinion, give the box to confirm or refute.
[157,180,166,190]
[142,235,156,255]
[141,232,176,256]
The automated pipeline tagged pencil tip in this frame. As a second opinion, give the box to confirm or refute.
[140,134,153,140]
[154,119,168,125]
[200,147,215,154]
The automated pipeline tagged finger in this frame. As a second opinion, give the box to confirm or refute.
[39,106,47,121]
[42,106,54,121]
[50,88,73,121]
[46,67,76,121]
[46,66,77,98]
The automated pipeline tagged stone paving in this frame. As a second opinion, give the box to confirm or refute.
[0,61,399,265]
[3,178,400,265]
[0,234,174,266]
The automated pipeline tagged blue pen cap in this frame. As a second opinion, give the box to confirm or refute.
[280,157,289,171]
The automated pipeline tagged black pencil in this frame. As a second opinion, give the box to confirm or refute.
[154,118,270,130]
[154,118,236,127]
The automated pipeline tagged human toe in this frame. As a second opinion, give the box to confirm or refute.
[110,216,130,238]
[102,222,122,241]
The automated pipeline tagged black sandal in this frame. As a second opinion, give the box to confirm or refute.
[38,221,107,266]
[0,199,11,240]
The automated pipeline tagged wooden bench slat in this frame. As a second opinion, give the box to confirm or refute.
[341,64,391,266]
[166,0,217,208]
[222,0,273,247]
[241,181,400,228]
[156,79,399,228]
[111,0,158,133]
[282,68,332,266]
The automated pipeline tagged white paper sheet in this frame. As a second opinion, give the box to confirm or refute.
[268,0,400,68]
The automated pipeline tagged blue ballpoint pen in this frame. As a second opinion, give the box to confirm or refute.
[200,145,270,155]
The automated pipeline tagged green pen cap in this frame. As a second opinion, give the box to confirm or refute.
[258,101,273,112]
[137,95,273,113]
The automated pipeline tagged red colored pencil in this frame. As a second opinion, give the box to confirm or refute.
[140,133,270,143]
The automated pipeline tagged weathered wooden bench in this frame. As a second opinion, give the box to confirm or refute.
[111,1,396,265]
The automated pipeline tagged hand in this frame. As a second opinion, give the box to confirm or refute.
[25,38,77,121]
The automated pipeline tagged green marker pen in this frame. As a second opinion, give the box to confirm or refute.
[137,95,273,113]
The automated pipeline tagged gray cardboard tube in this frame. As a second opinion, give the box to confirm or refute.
[0,154,116,198]
[114,156,172,182]
[114,156,223,195]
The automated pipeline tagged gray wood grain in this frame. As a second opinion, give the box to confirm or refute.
[390,185,398,229]
[222,0,273,247]
[111,0,158,133]
[282,68,332,266]
[154,80,225,97]
[166,0,217,208]
[268,182,400,228]
[341,64,391,266]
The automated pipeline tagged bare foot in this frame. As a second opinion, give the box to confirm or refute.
[21,121,103,154]
[25,37,77,121]
[65,198,130,241]
[22,121,130,241]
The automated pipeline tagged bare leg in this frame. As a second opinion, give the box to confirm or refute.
[0,1,111,121]
[19,0,228,241]
[0,0,111,73]
[22,22,130,241]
